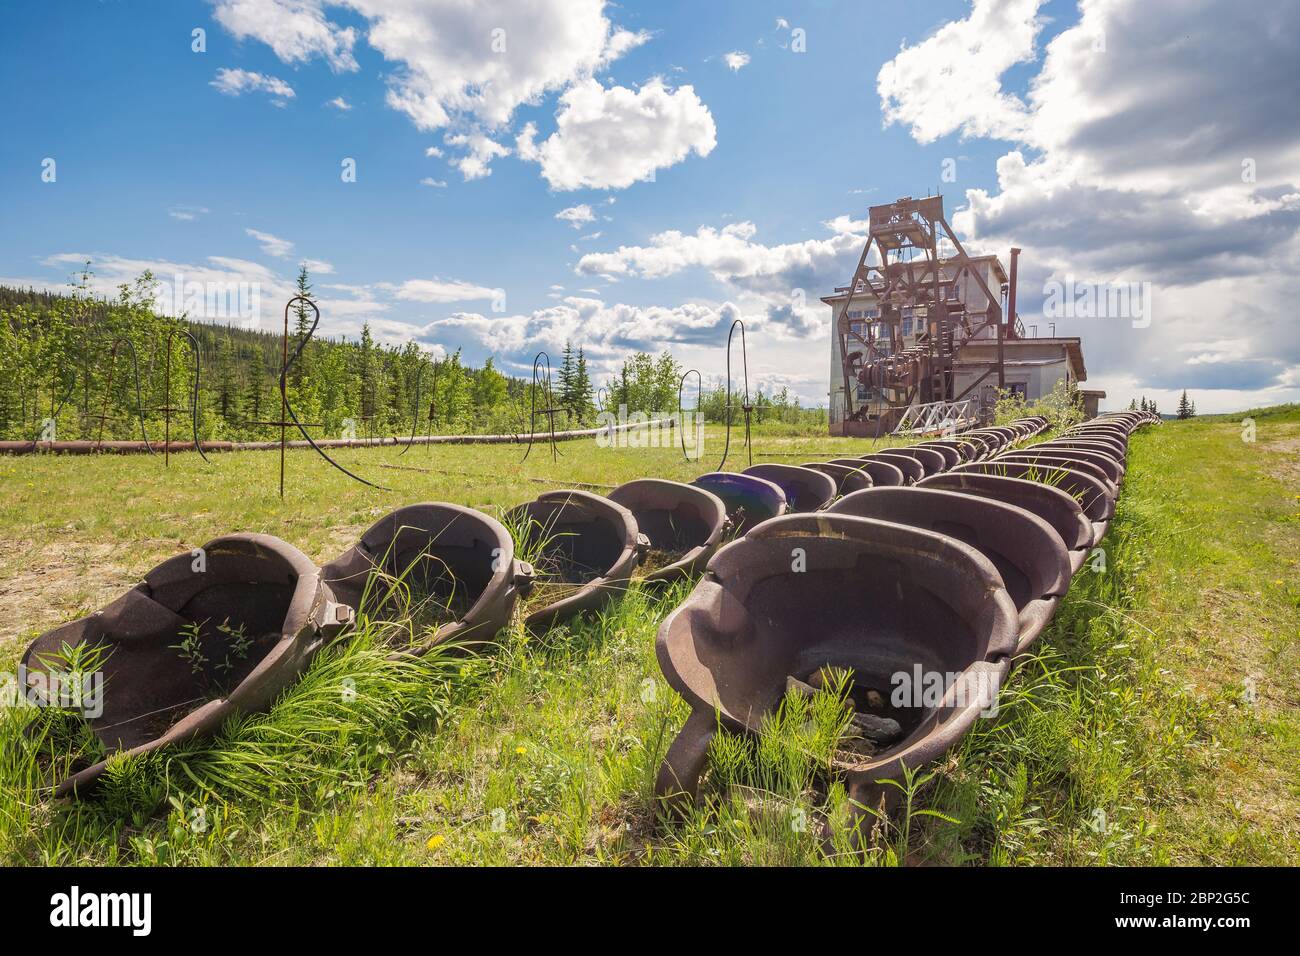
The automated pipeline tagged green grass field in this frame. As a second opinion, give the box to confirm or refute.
[1,411,1296,865]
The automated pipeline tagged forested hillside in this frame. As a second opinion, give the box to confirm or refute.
[0,270,819,444]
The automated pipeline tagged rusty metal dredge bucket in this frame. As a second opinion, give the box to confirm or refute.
[1067,430,1130,455]
[910,441,963,469]
[827,458,906,486]
[504,490,646,632]
[1035,438,1127,467]
[801,461,874,495]
[918,437,985,463]
[21,535,351,798]
[1007,446,1124,485]
[864,451,927,484]
[1020,416,1049,436]
[828,488,1071,654]
[692,472,788,534]
[992,452,1120,498]
[608,479,728,583]
[743,464,838,513]
[961,429,1010,454]
[321,503,532,652]
[968,434,999,459]
[1065,423,1130,447]
[880,446,947,478]
[918,471,1095,574]
[1099,412,1148,431]
[953,460,1115,546]
[654,513,1018,817]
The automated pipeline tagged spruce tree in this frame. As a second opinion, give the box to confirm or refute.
[358,322,376,435]
[1177,389,1193,419]
[291,264,313,388]
[574,347,594,423]
[245,343,266,427]
[557,341,576,422]
[618,361,631,411]
[443,350,464,426]
[216,335,240,425]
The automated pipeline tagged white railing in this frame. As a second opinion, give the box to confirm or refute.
[891,398,979,436]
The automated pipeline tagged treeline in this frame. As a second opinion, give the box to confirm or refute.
[0,270,821,443]
[1128,395,1165,417]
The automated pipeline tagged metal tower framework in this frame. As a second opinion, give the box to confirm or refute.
[835,195,1014,431]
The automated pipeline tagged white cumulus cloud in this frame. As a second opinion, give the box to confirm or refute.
[211,0,358,71]
[216,0,646,130]
[723,51,750,72]
[577,218,863,297]
[210,67,296,101]
[394,277,502,303]
[245,228,295,258]
[555,204,596,228]
[876,0,1044,144]
[877,0,1300,411]
[516,78,716,190]
[443,132,511,180]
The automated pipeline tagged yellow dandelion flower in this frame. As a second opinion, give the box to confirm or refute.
[426,834,445,851]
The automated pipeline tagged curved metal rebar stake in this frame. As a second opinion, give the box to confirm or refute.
[163,328,210,465]
[399,356,426,456]
[597,385,611,413]
[716,318,752,471]
[95,338,152,453]
[521,351,560,464]
[281,296,388,491]
[678,367,702,461]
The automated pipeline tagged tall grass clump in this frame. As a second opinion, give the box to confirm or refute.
[653,671,947,866]
[994,378,1086,430]
[0,579,477,864]
[905,437,1218,864]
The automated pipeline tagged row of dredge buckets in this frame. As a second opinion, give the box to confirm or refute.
[20,411,1157,823]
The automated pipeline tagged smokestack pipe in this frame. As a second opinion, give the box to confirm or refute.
[1006,247,1021,338]
[999,247,1021,391]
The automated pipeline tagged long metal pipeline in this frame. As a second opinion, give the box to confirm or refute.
[0,417,677,456]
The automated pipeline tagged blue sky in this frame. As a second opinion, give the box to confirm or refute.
[2,1,1297,413]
